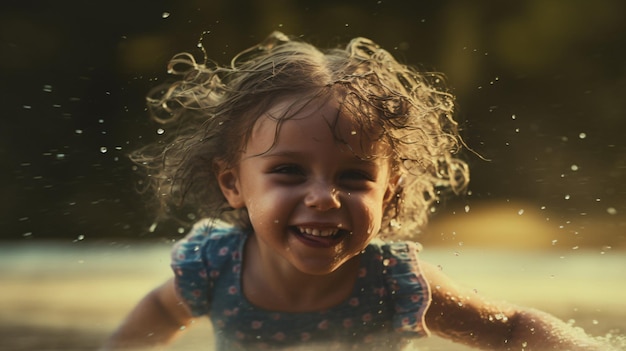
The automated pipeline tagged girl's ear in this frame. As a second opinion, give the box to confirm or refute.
[383,174,402,205]
[215,162,246,209]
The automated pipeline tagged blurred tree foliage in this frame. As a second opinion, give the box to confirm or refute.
[1,0,624,242]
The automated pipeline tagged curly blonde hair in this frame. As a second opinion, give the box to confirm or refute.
[132,31,468,238]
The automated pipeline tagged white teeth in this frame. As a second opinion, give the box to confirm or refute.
[297,226,339,237]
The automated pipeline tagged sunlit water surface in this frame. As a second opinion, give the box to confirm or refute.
[1,242,624,351]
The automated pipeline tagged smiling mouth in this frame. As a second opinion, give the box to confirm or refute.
[296,226,340,237]
[291,226,350,248]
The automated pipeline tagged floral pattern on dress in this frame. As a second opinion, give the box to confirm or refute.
[171,219,431,350]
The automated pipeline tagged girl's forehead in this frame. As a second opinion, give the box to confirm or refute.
[254,97,348,137]
[248,96,390,158]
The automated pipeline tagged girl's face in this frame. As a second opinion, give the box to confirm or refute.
[218,97,394,276]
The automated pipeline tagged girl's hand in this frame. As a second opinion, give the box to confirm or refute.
[100,278,194,350]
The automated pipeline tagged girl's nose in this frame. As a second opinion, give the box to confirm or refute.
[304,182,341,211]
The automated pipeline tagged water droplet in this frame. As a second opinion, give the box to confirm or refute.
[75,129,83,134]
[99,147,108,153]
[607,207,617,215]
[43,84,53,92]
[493,313,508,321]
[157,128,165,135]
[578,132,587,139]
[564,194,570,200]
[149,222,158,232]
[162,12,170,18]
[518,209,525,215]
[464,205,470,213]
[570,164,579,171]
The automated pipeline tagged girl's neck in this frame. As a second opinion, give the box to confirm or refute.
[242,234,361,313]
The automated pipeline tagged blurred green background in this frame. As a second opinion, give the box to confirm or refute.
[1,0,624,248]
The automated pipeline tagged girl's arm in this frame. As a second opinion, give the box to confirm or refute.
[100,278,194,350]
[420,261,609,351]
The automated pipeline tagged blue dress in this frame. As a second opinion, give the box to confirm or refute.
[171,220,431,350]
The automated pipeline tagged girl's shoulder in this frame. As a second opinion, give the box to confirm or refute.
[170,219,247,317]
[366,239,431,336]
[171,219,246,269]
[367,239,423,262]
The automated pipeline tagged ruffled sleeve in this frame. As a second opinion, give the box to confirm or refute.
[170,220,240,317]
[382,241,432,337]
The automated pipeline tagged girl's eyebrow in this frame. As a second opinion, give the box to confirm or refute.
[241,149,304,161]
[258,149,382,168]
[245,150,304,161]
[258,150,303,158]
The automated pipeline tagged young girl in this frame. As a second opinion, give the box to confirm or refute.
[102,32,610,350]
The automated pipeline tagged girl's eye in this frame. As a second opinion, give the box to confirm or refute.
[339,170,375,191]
[341,170,375,183]
[268,165,308,184]
[271,165,303,175]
